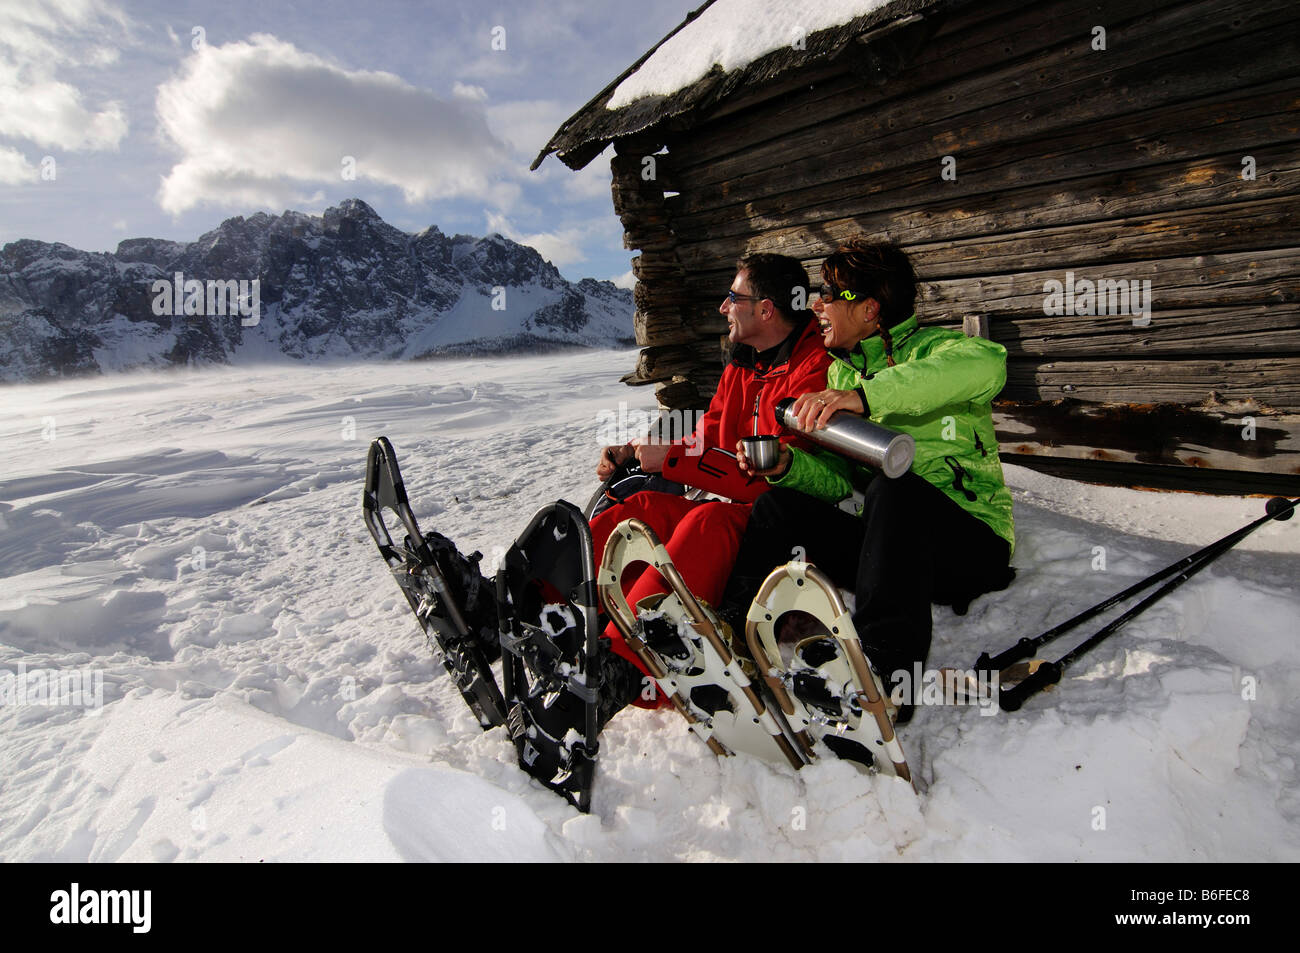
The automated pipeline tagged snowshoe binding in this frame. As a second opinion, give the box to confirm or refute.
[597,518,806,769]
[744,562,912,783]
[496,501,602,813]
[362,437,507,729]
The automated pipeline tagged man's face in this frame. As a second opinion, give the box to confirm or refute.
[720,270,765,346]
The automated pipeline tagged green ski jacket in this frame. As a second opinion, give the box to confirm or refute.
[772,315,1015,553]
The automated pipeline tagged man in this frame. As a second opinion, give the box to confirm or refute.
[720,238,1015,714]
[591,253,832,709]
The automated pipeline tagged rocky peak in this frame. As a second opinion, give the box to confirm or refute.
[0,200,634,382]
[114,238,189,267]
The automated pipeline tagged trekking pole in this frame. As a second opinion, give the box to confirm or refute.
[997,496,1297,712]
[977,496,1298,675]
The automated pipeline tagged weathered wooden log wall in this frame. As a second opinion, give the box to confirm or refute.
[611,0,1300,489]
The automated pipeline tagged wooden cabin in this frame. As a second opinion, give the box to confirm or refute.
[534,0,1300,494]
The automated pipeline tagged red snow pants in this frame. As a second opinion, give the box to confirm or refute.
[588,492,751,709]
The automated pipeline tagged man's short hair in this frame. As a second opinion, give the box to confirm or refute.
[821,238,917,329]
[736,253,812,326]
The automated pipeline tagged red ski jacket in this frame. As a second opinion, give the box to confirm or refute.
[691,318,832,454]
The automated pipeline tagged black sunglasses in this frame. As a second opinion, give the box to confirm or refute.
[819,284,861,303]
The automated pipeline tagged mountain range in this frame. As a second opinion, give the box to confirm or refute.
[0,199,633,382]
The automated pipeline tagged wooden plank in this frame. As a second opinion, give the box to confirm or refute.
[612,188,670,218]
[670,1,1299,195]
[610,151,683,195]
[654,377,706,410]
[906,197,1300,278]
[920,248,1300,314]
[671,140,1300,258]
[634,282,698,309]
[631,252,686,281]
[675,151,1300,264]
[675,247,1300,319]
[633,309,697,347]
[1000,454,1300,494]
[680,0,1190,169]
[687,312,729,336]
[639,304,733,343]
[677,193,1300,279]
[616,206,674,231]
[993,404,1300,475]
[963,314,991,339]
[990,305,1300,357]
[614,134,665,157]
[621,229,677,252]
[1002,356,1300,409]
[676,0,1191,170]
[668,85,1300,242]
[622,340,725,385]
[611,151,674,183]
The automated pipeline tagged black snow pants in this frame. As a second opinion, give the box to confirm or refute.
[718,472,1013,683]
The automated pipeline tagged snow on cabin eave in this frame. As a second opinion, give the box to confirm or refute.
[531,0,965,172]
[605,0,906,109]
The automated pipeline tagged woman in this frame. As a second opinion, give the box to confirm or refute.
[718,238,1015,706]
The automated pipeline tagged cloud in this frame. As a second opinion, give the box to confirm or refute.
[0,145,37,184]
[486,211,588,268]
[0,0,129,151]
[528,142,613,200]
[154,34,518,215]
[485,99,569,158]
[610,269,635,290]
[562,154,614,200]
[452,81,488,102]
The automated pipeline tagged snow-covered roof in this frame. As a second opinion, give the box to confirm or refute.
[607,0,895,108]
[532,0,963,171]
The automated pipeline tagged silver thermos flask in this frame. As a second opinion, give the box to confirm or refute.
[774,397,915,478]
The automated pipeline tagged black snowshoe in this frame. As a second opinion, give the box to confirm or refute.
[496,501,602,813]
[363,437,507,729]
[363,438,603,812]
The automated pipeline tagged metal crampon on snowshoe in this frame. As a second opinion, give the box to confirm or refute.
[597,518,806,769]
[745,563,912,783]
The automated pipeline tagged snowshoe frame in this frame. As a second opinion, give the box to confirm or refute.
[361,437,508,729]
[496,500,602,813]
[744,563,912,783]
[598,517,806,769]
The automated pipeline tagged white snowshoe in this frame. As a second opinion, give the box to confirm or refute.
[597,518,806,769]
[598,517,911,783]
[743,562,912,783]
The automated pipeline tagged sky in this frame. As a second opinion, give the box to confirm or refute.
[0,0,695,286]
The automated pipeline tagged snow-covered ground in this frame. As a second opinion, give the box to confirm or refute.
[1,351,1297,862]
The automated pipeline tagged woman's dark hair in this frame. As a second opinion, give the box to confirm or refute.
[736,253,813,326]
[821,238,917,329]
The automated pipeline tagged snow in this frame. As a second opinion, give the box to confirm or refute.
[2,350,1298,862]
[608,0,894,109]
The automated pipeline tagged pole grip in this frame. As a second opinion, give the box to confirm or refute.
[999,660,1062,712]
[977,638,1038,674]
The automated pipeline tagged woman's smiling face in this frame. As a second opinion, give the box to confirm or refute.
[812,287,880,350]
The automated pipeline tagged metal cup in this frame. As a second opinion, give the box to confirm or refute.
[740,434,780,471]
